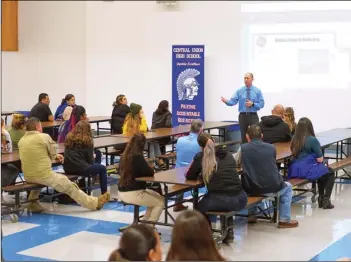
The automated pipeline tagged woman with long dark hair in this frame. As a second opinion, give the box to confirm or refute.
[111,94,130,134]
[54,94,75,120]
[166,210,226,261]
[108,224,162,261]
[185,133,247,244]
[151,100,172,154]
[151,100,172,130]
[63,120,108,194]
[118,133,164,224]
[289,117,335,209]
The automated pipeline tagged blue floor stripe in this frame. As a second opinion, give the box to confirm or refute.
[310,232,351,261]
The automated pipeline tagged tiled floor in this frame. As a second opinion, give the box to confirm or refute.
[2,174,351,261]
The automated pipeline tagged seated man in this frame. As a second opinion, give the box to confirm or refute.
[29,93,54,122]
[238,125,298,228]
[259,104,291,144]
[18,117,110,212]
[173,119,203,212]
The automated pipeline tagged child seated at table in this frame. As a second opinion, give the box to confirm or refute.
[63,120,108,195]
[185,133,247,244]
[123,103,166,168]
[118,133,164,225]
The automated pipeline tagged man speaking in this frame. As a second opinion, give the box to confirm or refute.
[221,73,265,143]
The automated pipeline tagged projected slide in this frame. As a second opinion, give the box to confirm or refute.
[247,23,351,92]
[241,1,351,92]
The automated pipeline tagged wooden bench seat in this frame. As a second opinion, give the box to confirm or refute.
[206,196,267,246]
[2,183,43,193]
[158,152,176,169]
[287,178,309,189]
[2,174,80,208]
[215,140,241,148]
[329,156,351,171]
[168,184,192,195]
[206,196,265,216]
[159,152,176,160]
[101,147,124,156]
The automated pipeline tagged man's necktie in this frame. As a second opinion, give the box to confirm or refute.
[246,88,251,112]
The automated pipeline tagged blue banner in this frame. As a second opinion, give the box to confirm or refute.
[172,45,205,126]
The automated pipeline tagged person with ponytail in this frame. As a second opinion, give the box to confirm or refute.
[283,107,297,136]
[185,132,247,244]
[108,224,162,261]
[54,94,75,120]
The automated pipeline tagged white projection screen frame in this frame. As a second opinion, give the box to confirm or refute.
[240,1,351,93]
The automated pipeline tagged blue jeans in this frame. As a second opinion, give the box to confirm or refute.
[82,164,108,194]
[146,142,161,158]
[94,149,102,164]
[249,182,293,222]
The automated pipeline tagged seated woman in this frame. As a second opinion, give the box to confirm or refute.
[63,120,108,194]
[284,107,296,136]
[186,133,247,244]
[151,100,172,154]
[111,94,130,134]
[166,210,225,261]
[108,224,162,261]
[54,94,75,120]
[7,113,26,150]
[123,103,165,168]
[57,105,87,143]
[289,117,335,209]
[118,133,164,224]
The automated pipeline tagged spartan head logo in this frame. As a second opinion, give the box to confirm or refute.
[177,68,200,101]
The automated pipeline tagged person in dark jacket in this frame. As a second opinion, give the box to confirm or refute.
[111,94,130,134]
[118,133,164,224]
[238,125,298,228]
[63,120,108,194]
[186,133,247,244]
[151,100,172,129]
[151,100,172,153]
[259,104,291,144]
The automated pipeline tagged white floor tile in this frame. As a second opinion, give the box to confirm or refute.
[2,221,40,237]
[19,231,119,261]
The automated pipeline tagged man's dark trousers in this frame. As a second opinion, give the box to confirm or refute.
[239,112,259,143]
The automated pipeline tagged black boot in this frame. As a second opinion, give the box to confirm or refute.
[322,197,334,209]
[322,173,335,209]
[318,195,324,208]
[222,217,234,244]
